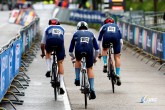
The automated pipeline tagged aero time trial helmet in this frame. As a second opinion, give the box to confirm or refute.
[48,18,60,25]
[104,17,114,24]
[77,21,88,30]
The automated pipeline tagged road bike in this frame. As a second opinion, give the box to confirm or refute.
[51,46,60,101]
[106,43,117,93]
[72,52,90,109]
[80,52,90,109]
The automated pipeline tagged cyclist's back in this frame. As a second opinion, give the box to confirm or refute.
[98,23,121,48]
[44,25,65,51]
[74,30,95,53]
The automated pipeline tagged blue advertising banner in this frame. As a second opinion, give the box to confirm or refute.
[146,29,152,54]
[13,38,22,76]
[0,49,9,101]
[28,29,32,49]
[134,26,139,46]
[128,24,134,45]
[20,31,25,53]
[138,26,143,49]
[142,29,147,51]
[123,22,128,41]
[155,32,163,59]
[22,31,29,53]
[8,45,15,82]
[151,32,158,56]
[69,9,104,25]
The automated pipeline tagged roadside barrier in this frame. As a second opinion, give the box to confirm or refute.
[117,20,165,70]
[0,17,40,110]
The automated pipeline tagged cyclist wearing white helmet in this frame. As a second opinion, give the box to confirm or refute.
[40,18,65,94]
[69,21,99,99]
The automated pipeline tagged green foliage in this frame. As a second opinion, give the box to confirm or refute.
[125,0,165,11]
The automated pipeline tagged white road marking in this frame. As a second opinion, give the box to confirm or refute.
[63,81,71,110]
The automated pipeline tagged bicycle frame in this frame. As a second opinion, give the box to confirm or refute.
[107,43,116,93]
[51,49,59,101]
[80,56,90,109]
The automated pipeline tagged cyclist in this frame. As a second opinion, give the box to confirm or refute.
[98,17,123,86]
[40,18,65,94]
[69,21,99,99]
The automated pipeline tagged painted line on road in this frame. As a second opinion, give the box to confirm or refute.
[63,81,71,110]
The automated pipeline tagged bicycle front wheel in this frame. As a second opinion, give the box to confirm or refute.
[83,73,88,109]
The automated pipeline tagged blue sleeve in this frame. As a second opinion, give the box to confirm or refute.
[69,35,75,53]
[118,29,122,39]
[93,37,99,50]
[98,26,104,41]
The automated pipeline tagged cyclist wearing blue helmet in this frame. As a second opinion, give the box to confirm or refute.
[69,21,99,99]
[98,17,123,86]
[40,18,65,94]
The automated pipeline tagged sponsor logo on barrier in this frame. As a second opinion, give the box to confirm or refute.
[9,48,14,81]
[1,55,8,73]
[142,30,147,50]
[1,54,8,94]
[147,36,151,47]
[157,39,162,52]
[15,43,21,72]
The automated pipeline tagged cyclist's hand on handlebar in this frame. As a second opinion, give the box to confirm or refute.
[71,57,75,61]
[98,53,102,59]
[94,59,97,64]
[71,57,76,67]
[40,54,45,58]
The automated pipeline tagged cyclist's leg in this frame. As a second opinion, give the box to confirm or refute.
[74,49,82,86]
[86,56,96,99]
[57,44,65,94]
[45,51,52,77]
[102,36,111,73]
[113,37,121,86]
[102,48,108,73]
[87,67,96,99]
[74,60,81,86]
[114,54,121,76]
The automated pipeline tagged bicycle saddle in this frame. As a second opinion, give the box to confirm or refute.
[81,52,87,57]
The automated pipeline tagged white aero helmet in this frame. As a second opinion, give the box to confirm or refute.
[77,21,88,30]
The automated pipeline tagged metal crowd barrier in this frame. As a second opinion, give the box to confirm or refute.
[117,20,165,70]
[0,17,40,110]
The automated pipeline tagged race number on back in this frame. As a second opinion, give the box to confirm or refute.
[52,28,61,35]
[80,37,89,43]
[107,26,116,32]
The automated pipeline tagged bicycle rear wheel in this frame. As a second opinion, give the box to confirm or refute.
[52,63,58,101]
[109,64,115,93]
[111,71,115,93]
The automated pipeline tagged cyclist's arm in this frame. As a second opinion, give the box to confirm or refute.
[40,29,47,56]
[69,35,76,58]
[98,26,105,53]
[93,36,100,59]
